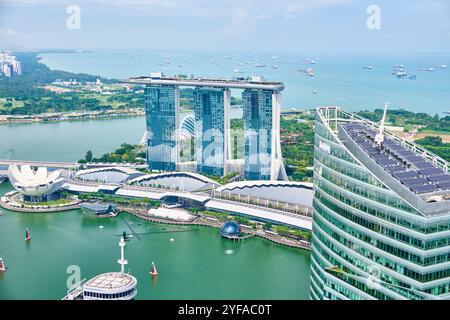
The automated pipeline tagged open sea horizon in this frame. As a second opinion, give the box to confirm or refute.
[38,49,450,115]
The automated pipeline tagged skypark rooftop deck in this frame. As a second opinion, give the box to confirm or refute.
[123,75,285,91]
[341,123,450,202]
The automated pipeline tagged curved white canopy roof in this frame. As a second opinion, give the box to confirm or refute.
[216,180,313,192]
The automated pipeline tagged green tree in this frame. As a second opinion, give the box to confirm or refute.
[85,150,93,162]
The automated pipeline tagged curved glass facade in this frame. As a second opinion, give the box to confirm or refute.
[194,87,226,176]
[144,85,179,172]
[311,107,450,300]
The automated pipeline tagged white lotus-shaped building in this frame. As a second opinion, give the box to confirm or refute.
[8,164,65,198]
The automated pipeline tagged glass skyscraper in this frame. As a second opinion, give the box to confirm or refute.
[311,106,450,300]
[243,89,273,180]
[194,87,226,176]
[131,74,286,180]
[144,85,179,171]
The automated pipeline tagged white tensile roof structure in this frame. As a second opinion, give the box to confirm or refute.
[8,164,65,196]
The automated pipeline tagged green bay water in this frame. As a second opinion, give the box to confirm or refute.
[0,110,244,162]
[0,181,311,300]
[0,117,146,162]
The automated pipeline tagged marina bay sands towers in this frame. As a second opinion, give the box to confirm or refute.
[128,73,287,181]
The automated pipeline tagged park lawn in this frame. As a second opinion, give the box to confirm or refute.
[23,198,74,206]
[415,130,450,143]
[0,98,25,110]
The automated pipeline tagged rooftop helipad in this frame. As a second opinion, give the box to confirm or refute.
[84,272,136,290]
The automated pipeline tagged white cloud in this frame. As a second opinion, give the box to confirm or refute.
[284,14,295,20]
[0,29,17,36]
[221,8,250,36]
[286,0,353,14]
[253,13,272,21]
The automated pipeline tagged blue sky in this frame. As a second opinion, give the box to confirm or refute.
[0,0,449,53]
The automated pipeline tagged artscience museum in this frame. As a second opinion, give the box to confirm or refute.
[8,164,65,202]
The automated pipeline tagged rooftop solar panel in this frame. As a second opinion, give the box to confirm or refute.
[372,153,389,160]
[387,145,404,151]
[413,161,435,170]
[377,159,398,167]
[402,177,429,187]
[344,124,363,131]
[437,181,450,190]
[345,122,449,198]
[427,175,450,183]
[405,156,424,163]
[394,171,420,179]
[396,150,416,157]
[418,167,445,176]
[366,149,380,156]
[410,184,439,194]
[360,141,374,147]
[385,165,405,174]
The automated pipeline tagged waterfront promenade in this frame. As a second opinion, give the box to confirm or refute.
[64,178,313,230]
[0,159,140,174]
[116,205,311,251]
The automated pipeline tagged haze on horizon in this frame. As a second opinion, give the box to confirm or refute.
[0,0,449,54]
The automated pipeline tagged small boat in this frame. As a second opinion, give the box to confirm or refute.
[436,64,447,69]
[396,71,407,78]
[306,68,315,77]
[298,68,315,77]
[271,65,279,69]
[419,67,435,72]
[363,65,374,70]
[0,257,6,272]
[25,228,31,241]
[255,64,266,68]
[150,261,158,276]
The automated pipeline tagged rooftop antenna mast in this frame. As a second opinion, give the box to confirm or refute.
[117,237,128,273]
[375,102,389,146]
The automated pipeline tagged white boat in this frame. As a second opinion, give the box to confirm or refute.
[307,68,315,77]
[297,68,315,77]
[436,64,448,69]
[0,257,6,272]
[363,65,374,70]
[419,67,435,72]
[150,261,158,277]
[271,65,279,69]
[255,64,266,68]
[25,228,31,241]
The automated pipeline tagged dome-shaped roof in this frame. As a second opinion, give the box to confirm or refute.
[221,221,241,236]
